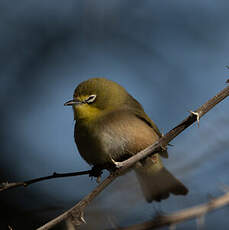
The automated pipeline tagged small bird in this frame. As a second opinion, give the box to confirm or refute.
[64,78,188,202]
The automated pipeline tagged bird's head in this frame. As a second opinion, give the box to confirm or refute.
[64,78,129,121]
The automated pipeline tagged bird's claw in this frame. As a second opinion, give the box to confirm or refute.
[70,209,86,226]
[96,175,101,184]
[89,166,103,179]
[80,215,86,224]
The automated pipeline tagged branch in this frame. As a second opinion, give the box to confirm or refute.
[36,173,119,230]
[114,80,229,169]
[36,81,229,230]
[0,170,92,192]
[115,192,229,230]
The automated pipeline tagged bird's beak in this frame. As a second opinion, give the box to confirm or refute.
[64,99,82,106]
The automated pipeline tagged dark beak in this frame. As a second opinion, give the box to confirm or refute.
[64,99,82,106]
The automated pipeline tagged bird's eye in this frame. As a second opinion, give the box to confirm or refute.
[85,95,96,104]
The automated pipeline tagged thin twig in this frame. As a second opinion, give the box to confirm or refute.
[36,173,119,230]
[115,192,229,230]
[36,81,229,230]
[0,170,92,192]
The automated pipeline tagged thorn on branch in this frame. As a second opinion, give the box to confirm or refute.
[70,209,86,226]
[111,158,122,169]
[80,215,86,224]
[189,110,200,127]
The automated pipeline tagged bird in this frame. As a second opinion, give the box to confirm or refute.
[64,78,188,202]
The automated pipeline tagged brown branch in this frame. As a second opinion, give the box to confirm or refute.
[36,173,119,230]
[114,80,229,169]
[36,81,229,230]
[115,192,229,230]
[0,170,92,192]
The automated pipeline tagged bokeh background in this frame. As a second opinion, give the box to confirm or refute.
[0,0,229,229]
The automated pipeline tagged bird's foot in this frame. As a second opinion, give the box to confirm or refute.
[89,166,103,181]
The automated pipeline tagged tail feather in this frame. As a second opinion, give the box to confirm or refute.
[135,159,188,202]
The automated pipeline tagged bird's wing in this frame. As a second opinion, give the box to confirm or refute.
[133,110,168,158]
[125,95,168,158]
[134,110,162,137]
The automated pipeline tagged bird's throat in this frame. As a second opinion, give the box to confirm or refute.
[73,104,101,122]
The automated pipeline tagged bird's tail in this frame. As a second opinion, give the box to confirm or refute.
[134,154,188,202]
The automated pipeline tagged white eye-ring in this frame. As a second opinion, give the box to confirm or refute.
[86,94,97,104]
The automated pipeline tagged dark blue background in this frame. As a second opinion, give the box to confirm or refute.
[0,1,229,229]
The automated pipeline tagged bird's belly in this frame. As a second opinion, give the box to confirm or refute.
[75,124,127,167]
[75,134,107,166]
[74,114,159,167]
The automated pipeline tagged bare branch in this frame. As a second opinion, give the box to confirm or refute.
[36,82,229,230]
[0,170,92,192]
[115,192,229,230]
[36,173,119,230]
[113,82,229,169]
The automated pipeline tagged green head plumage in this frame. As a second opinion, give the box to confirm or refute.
[65,78,133,121]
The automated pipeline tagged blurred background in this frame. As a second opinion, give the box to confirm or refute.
[0,0,229,229]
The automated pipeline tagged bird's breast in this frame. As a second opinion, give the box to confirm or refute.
[74,111,159,167]
[74,120,127,166]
